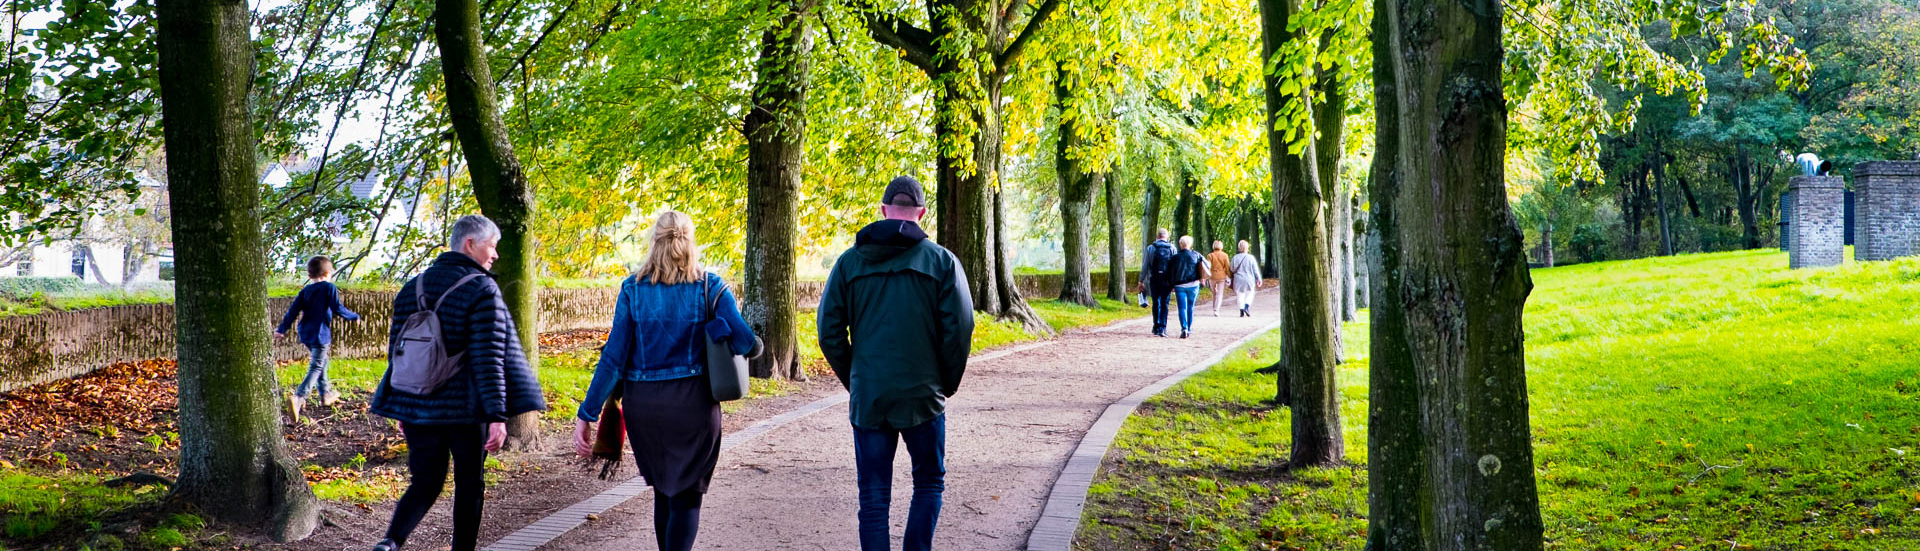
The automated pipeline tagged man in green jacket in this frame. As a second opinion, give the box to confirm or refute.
[818,175,976,551]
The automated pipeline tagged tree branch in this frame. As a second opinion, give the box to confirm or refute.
[996,0,1059,69]
[494,0,579,86]
[858,7,936,73]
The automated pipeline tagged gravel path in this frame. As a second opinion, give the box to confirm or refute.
[534,291,1280,551]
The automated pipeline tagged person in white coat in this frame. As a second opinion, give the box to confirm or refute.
[1229,240,1262,317]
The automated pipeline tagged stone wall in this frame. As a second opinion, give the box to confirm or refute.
[1787,175,1847,269]
[1853,161,1920,262]
[0,286,620,393]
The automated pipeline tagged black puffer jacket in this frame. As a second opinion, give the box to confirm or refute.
[369,252,547,425]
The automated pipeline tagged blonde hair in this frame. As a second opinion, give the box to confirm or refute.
[634,210,704,285]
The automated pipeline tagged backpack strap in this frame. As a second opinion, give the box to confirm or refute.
[431,274,487,312]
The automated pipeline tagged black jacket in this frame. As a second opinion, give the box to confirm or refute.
[369,252,547,425]
[1141,239,1176,290]
[817,220,976,430]
[1170,249,1206,286]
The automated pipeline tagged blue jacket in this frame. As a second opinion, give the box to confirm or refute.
[575,272,760,422]
[368,253,547,425]
[276,281,360,347]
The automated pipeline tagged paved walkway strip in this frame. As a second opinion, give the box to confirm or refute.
[481,335,1073,551]
[1024,319,1281,551]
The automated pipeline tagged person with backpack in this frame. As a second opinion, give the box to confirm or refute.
[817,175,975,551]
[569,209,761,551]
[1136,228,1177,337]
[1168,235,1211,338]
[274,254,360,421]
[368,215,546,551]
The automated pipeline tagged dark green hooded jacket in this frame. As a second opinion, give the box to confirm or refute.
[818,219,976,430]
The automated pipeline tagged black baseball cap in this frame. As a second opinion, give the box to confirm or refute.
[883,175,926,207]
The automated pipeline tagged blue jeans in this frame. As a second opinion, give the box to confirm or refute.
[853,415,946,551]
[1174,286,1198,332]
[294,345,330,398]
[1150,288,1172,335]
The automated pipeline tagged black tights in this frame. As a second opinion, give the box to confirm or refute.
[386,423,488,551]
[652,489,703,551]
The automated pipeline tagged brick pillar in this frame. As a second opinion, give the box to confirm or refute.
[1853,161,1920,261]
[1788,175,1845,269]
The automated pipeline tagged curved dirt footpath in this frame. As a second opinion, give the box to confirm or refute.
[531,292,1278,551]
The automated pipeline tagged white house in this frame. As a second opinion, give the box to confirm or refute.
[3,174,172,286]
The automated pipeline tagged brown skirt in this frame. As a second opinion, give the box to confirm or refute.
[621,375,721,495]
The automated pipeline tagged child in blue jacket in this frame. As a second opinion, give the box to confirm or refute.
[276,255,360,419]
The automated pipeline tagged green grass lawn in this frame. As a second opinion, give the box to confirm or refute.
[1080,249,1920,551]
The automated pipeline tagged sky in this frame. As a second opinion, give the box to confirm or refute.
[9,0,389,157]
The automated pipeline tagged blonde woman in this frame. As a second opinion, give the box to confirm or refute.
[571,210,761,551]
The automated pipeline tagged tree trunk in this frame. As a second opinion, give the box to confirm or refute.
[1055,63,1099,307]
[1262,209,1281,279]
[1172,173,1194,239]
[742,0,812,380]
[1192,191,1209,249]
[1313,36,1353,325]
[1733,148,1763,250]
[1339,194,1356,321]
[435,0,542,450]
[1105,162,1127,301]
[1140,176,1161,255]
[1540,225,1554,267]
[1259,0,1342,469]
[1652,150,1675,256]
[1353,204,1370,310]
[1371,0,1544,547]
[1362,3,1418,543]
[155,0,318,540]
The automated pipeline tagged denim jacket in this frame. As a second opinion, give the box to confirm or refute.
[575,272,758,422]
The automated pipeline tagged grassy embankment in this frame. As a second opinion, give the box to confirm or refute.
[1079,249,1920,550]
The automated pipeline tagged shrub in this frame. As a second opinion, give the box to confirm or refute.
[1568,223,1611,263]
[0,277,82,299]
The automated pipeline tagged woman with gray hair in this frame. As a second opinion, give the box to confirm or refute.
[1230,240,1262,317]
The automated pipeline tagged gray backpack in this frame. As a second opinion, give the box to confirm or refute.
[389,273,485,395]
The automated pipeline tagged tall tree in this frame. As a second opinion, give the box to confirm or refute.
[1138,176,1161,258]
[857,0,1062,334]
[1312,47,1350,351]
[1055,62,1101,307]
[1368,0,1541,547]
[1104,163,1127,301]
[743,0,815,380]
[1258,0,1342,468]
[154,0,318,540]
[434,0,542,448]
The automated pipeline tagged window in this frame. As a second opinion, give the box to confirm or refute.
[158,261,175,281]
[71,247,87,278]
[17,259,31,276]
